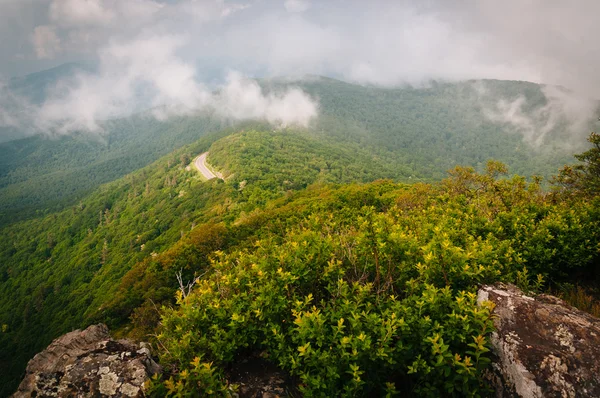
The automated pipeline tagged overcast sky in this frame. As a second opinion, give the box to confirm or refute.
[0,0,598,136]
[0,0,597,91]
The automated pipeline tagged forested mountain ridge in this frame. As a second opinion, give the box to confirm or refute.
[293,77,595,179]
[0,114,228,227]
[1,66,595,229]
[1,66,599,396]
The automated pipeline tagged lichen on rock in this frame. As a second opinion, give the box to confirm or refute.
[478,283,600,398]
[12,324,161,397]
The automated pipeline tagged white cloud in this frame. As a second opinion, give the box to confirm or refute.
[284,0,310,13]
[175,0,245,22]
[4,0,600,144]
[31,25,62,59]
[0,83,20,128]
[33,34,317,134]
[49,0,115,27]
[215,71,317,126]
[477,82,597,147]
[27,0,249,63]
[0,81,37,132]
[3,0,600,96]
[35,34,207,133]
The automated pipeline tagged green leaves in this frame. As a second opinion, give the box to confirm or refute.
[151,171,600,395]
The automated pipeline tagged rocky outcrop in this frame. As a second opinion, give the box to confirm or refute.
[12,324,161,397]
[478,284,600,398]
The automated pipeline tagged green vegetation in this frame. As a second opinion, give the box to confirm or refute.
[553,132,600,196]
[0,128,405,395]
[0,125,599,396]
[207,129,412,203]
[2,74,594,228]
[146,160,599,396]
[1,69,599,395]
[280,77,591,179]
[0,113,226,227]
[1,127,599,396]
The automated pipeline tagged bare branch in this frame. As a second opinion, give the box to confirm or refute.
[176,268,207,299]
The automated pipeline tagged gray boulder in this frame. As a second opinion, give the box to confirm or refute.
[478,284,600,398]
[12,324,161,397]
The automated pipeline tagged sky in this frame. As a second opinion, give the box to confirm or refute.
[0,0,599,136]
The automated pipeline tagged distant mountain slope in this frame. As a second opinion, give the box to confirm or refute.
[207,129,412,195]
[0,114,228,227]
[0,63,92,144]
[1,66,596,228]
[6,63,91,106]
[267,76,596,179]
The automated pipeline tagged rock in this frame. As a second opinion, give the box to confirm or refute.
[478,283,600,398]
[12,324,161,397]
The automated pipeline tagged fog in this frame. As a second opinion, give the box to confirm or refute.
[33,35,318,134]
[0,0,598,139]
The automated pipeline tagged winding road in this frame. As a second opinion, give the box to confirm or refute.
[194,152,223,180]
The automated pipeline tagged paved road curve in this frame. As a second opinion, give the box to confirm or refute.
[194,152,222,180]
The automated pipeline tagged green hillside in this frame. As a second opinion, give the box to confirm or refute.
[290,77,591,180]
[0,114,226,226]
[149,170,599,396]
[1,72,594,229]
[0,128,407,395]
[1,68,599,396]
[0,126,599,396]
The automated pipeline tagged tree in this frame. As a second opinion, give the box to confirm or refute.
[553,132,600,196]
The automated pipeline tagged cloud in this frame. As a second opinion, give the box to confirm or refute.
[14,0,600,94]
[31,25,62,59]
[0,83,20,128]
[30,34,317,134]
[214,71,317,126]
[433,0,600,96]
[3,0,600,144]
[49,0,115,27]
[284,0,310,13]
[2,1,318,137]
[179,0,249,21]
[31,0,247,61]
[2,0,600,95]
[0,81,37,132]
[475,82,597,147]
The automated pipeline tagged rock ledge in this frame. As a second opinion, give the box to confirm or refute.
[478,283,600,398]
[12,324,161,397]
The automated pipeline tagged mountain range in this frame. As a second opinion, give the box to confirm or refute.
[0,65,598,396]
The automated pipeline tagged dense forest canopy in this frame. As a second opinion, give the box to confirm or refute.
[0,114,228,227]
[1,69,596,228]
[0,123,599,396]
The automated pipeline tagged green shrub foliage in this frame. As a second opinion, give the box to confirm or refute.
[1,126,598,396]
[150,161,599,396]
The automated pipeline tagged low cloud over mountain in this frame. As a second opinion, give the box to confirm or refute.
[0,0,598,138]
